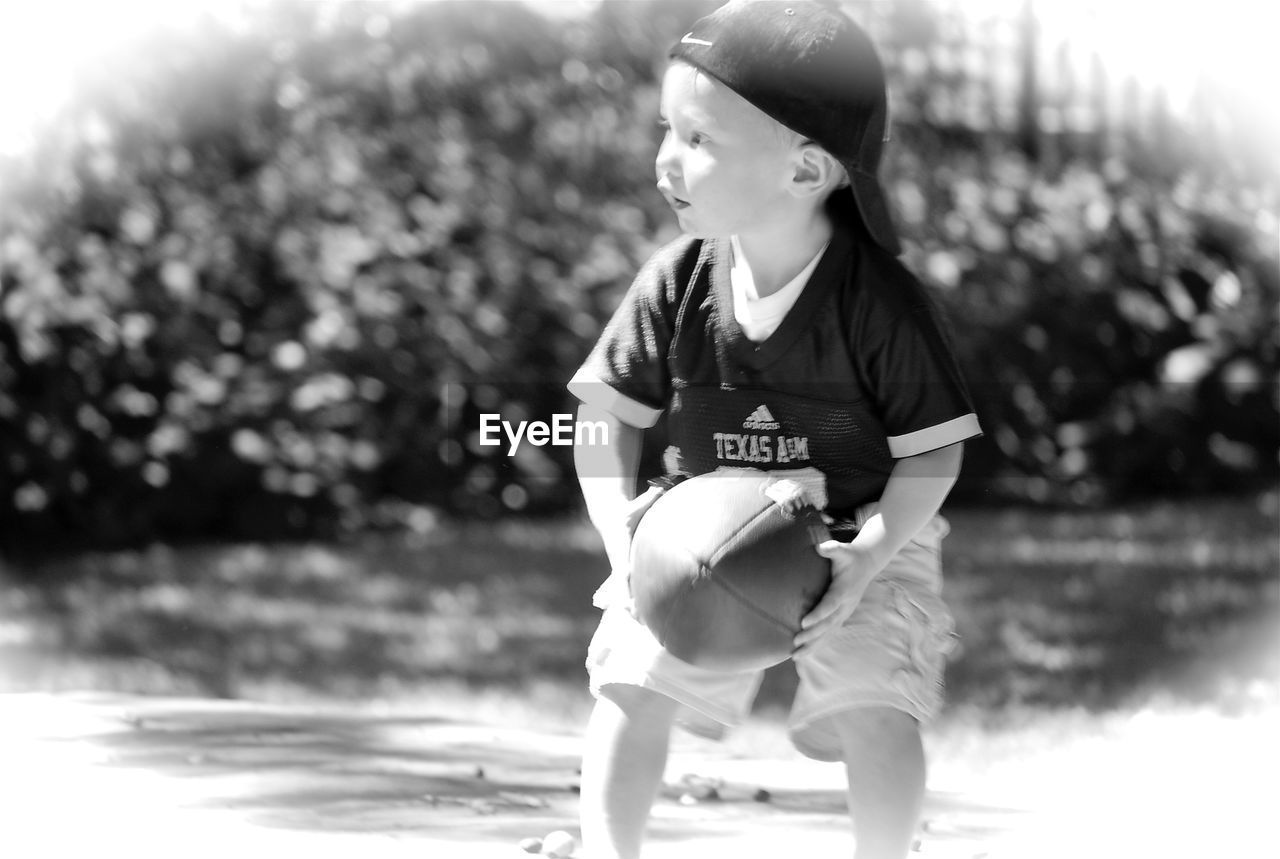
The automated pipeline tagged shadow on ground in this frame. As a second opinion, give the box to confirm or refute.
[90,696,586,841]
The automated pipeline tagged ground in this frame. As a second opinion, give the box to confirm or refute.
[3,497,1277,857]
[4,689,1275,858]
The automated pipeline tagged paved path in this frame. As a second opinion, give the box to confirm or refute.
[3,692,1273,858]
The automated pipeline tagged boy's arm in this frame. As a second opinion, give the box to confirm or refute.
[793,441,964,654]
[573,403,662,580]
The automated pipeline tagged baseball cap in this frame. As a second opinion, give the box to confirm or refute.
[669,0,901,255]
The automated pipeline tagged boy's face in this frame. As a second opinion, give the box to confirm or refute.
[655,62,799,239]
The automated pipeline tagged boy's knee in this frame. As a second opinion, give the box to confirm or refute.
[831,706,920,753]
[599,683,681,720]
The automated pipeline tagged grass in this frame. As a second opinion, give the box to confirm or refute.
[1,492,1277,734]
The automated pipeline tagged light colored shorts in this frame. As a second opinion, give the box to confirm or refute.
[585,509,957,762]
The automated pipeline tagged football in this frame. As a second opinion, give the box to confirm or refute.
[629,470,832,672]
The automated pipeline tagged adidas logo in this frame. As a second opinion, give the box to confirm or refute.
[742,405,780,431]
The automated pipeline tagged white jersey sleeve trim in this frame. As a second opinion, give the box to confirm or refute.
[567,368,663,429]
[887,414,983,459]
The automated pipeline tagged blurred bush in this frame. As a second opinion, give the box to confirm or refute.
[0,0,1275,550]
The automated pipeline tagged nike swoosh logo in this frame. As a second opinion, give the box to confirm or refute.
[680,32,714,47]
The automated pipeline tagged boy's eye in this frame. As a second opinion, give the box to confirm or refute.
[655,118,704,147]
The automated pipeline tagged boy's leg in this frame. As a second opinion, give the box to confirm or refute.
[832,706,926,859]
[579,684,681,859]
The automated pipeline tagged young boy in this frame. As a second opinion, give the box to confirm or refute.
[568,3,981,857]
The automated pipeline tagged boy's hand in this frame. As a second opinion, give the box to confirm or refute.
[593,485,666,612]
[792,540,883,655]
[596,485,665,573]
[624,484,665,541]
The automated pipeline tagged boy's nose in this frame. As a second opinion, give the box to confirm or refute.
[654,136,678,179]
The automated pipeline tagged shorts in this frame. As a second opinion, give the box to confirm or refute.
[585,508,957,762]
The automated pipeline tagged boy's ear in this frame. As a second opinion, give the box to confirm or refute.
[790,143,845,198]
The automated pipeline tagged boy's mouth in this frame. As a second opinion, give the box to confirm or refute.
[657,183,689,210]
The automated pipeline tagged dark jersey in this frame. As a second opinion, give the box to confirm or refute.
[569,225,981,515]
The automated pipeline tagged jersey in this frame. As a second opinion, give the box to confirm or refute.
[568,222,982,516]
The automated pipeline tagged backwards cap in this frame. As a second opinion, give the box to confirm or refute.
[669,0,900,254]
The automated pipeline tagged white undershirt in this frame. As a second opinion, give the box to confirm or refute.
[729,235,829,342]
